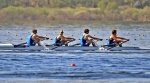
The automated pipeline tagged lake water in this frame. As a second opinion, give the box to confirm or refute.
[0,22,150,83]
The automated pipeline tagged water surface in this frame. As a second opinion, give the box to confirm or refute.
[0,22,150,83]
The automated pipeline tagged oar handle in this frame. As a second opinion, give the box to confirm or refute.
[99,38,103,41]
[119,40,128,45]
[44,37,49,40]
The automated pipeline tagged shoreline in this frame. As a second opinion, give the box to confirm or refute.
[0,20,150,25]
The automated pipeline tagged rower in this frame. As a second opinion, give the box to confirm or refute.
[108,30,129,47]
[80,29,103,47]
[27,29,49,46]
[54,30,75,46]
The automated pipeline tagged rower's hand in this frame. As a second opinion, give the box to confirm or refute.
[100,39,103,41]
[97,39,103,41]
[45,37,49,40]
[126,39,129,41]
[71,38,75,41]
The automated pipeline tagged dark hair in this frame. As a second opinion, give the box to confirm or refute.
[112,30,116,34]
[32,29,37,34]
[84,29,89,33]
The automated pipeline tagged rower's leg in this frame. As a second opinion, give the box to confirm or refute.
[37,42,41,46]
[92,42,96,47]
[87,39,96,47]
[118,40,128,47]
[64,42,68,46]
[114,41,122,47]
[115,39,127,47]
[118,43,122,47]
[33,38,41,46]
[61,41,68,46]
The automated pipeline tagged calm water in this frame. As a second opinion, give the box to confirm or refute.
[0,22,150,83]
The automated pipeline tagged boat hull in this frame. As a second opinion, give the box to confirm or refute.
[0,44,149,51]
[0,44,98,51]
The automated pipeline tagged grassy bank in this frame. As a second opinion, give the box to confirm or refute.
[0,6,150,23]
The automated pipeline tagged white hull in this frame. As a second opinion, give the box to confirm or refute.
[100,46,147,51]
[0,44,149,51]
[0,44,98,51]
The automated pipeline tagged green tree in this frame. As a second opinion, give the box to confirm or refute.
[97,0,108,10]
[107,1,118,10]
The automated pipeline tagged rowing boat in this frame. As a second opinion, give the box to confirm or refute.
[100,46,150,51]
[0,44,98,51]
[0,44,149,51]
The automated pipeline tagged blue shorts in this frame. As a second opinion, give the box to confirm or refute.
[30,43,36,46]
[54,43,62,46]
[81,43,90,46]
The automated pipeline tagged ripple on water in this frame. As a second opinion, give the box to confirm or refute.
[0,23,150,80]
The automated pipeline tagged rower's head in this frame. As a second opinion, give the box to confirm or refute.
[59,30,64,35]
[32,29,37,34]
[84,29,89,34]
[112,30,117,35]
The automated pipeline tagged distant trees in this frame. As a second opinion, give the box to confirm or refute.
[97,0,118,11]
[0,0,149,8]
[0,0,149,22]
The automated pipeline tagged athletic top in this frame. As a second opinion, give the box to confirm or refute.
[108,38,115,45]
[54,37,61,46]
[27,34,36,46]
[106,38,116,47]
[80,34,89,46]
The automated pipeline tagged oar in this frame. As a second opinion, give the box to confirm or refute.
[12,42,27,47]
[51,40,75,50]
[70,43,80,46]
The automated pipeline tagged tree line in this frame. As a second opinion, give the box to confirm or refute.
[0,0,149,9]
[0,0,149,22]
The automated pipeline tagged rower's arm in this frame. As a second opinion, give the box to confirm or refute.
[116,36,129,41]
[88,35,102,41]
[64,36,75,41]
[65,37,73,39]
[38,36,47,39]
[35,35,48,40]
